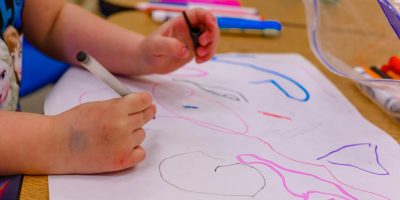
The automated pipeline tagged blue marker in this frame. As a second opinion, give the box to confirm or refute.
[216,17,282,36]
[151,11,281,36]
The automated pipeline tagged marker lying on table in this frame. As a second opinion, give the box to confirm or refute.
[217,17,282,36]
[136,2,259,19]
[76,51,132,96]
[151,11,280,36]
[151,10,260,23]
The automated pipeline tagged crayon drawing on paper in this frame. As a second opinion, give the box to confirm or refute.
[45,54,400,200]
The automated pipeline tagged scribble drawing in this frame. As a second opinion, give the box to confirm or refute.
[212,57,310,102]
[237,154,357,200]
[159,151,266,197]
[153,82,390,200]
[152,83,249,135]
[317,143,389,176]
[174,79,249,103]
[75,57,390,199]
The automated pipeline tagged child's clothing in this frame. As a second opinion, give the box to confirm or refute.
[0,0,24,111]
[0,2,25,198]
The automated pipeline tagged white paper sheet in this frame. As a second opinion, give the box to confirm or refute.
[45,54,400,200]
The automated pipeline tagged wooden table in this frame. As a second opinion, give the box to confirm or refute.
[20,1,400,199]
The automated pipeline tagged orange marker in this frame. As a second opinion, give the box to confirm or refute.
[363,66,381,78]
[386,70,400,80]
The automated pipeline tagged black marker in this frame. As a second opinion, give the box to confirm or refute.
[370,66,391,79]
[182,11,201,55]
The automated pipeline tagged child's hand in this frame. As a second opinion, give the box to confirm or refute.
[138,8,220,74]
[52,92,156,174]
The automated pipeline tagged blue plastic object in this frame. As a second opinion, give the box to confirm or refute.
[217,17,282,31]
[20,39,69,97]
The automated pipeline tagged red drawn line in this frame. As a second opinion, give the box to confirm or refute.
[258,111,292,121]
[0,180,10,197]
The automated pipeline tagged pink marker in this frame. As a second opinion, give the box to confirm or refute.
[152,0,241,7]
[136,2,258,18]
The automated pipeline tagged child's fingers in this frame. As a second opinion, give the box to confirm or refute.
[131,128,146,148]
[196,43,216,62]
[128,104,156,130]
[149,36,189,59]
[120,92,153,114]
[115,146,146,170]
[187,8,217,27]
[186,9,219,41]
[127,146,146,167]
[196,52,214,63]
[197,41,216,56]
[197,18,219,57]
[199,31,214,46]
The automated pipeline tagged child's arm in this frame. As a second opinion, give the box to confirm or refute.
[0,93,155,175]
[23,0,219,75]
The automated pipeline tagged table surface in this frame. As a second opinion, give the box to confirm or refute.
[20,1,400,199]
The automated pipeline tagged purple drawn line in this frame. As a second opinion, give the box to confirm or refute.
[77,59,391,199]
[152,83,249,135]
[155,106,389,199]
[152,80,391,200]
[240,135,390,200]
[318,143,389,176]
[237,154,357,200]
[317,143,372,160]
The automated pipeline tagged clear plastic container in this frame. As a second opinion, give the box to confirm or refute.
[303,0,400,121]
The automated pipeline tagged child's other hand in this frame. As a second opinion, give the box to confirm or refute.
[138,8,219,74]
[52,92,156,174]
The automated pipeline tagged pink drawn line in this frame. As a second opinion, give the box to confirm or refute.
[169,67,209,78]
[258,111,292,121]
[237,154,356,200]
[77,72,390,199]
[152,81,390,200]
[241,135,390,200]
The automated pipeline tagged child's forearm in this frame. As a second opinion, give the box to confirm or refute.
[0,112,59,175]
[23,1,146,75]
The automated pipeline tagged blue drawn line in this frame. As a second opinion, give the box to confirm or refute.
[317,143,389,176]
[183,105,199,109]
[212,57,310,102]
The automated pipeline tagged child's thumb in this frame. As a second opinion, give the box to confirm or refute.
[151,36,190,59]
